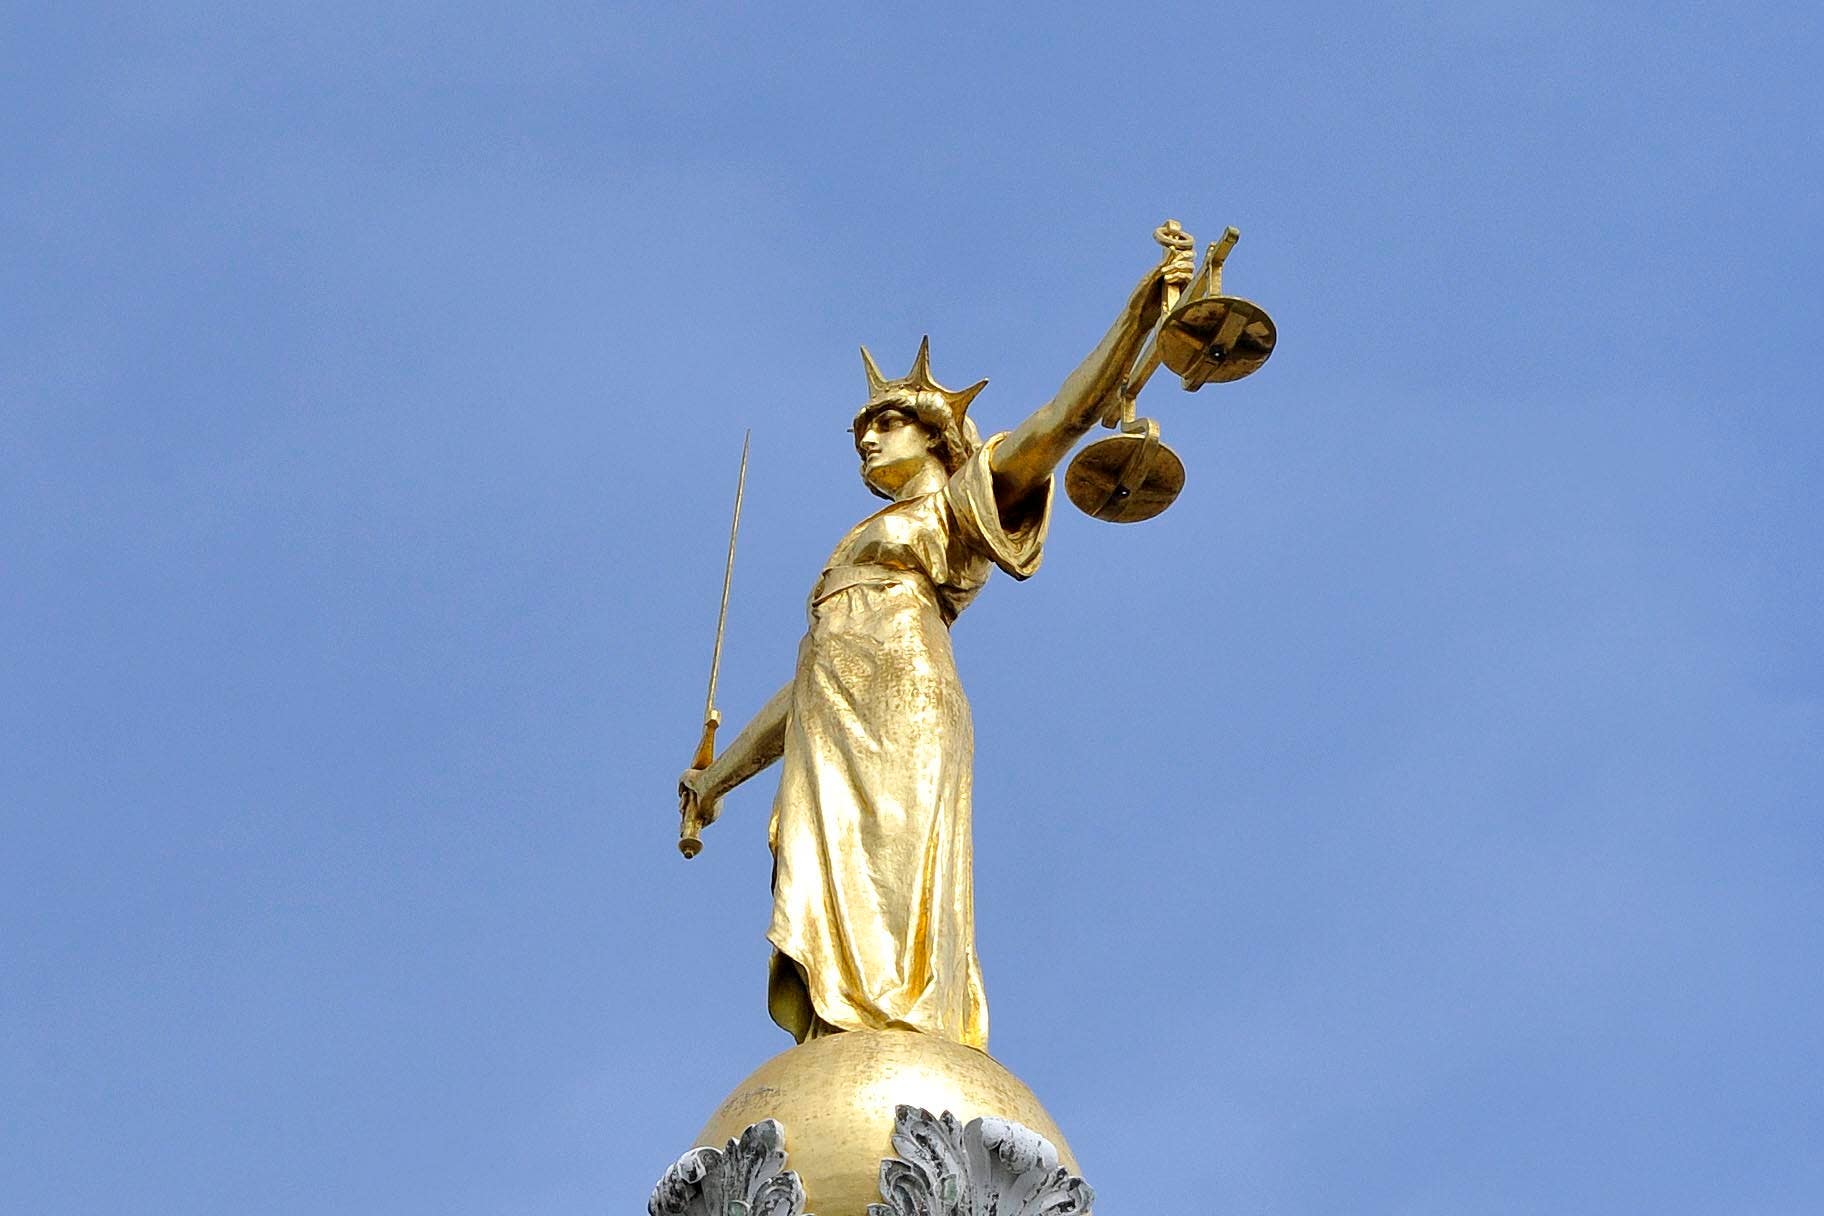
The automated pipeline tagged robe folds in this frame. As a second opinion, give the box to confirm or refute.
[766,436,1052,1050]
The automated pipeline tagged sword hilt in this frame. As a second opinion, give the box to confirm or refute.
[678,711,720,858]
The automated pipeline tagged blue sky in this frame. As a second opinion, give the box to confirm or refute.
[4,4,1821,1213]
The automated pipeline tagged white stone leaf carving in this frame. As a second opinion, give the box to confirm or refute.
[650,1118,808,1216]
[868,1105,1094,1216]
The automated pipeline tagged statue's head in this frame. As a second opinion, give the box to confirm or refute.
[852,337,985,499]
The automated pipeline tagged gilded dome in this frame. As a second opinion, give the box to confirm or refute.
[694,1031,1077,1216]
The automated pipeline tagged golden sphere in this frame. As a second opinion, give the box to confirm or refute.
[696,1031,1077,1216]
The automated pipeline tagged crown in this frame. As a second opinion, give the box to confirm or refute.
[855,336,988,435]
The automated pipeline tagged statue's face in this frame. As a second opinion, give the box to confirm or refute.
[857,405,939,496]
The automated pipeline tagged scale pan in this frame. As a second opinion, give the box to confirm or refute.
[1064,433,1185,523]
[1158,295,1276,387]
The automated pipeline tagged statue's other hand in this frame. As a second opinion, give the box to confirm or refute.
[678,767,723,826]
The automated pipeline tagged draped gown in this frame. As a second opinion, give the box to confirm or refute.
[765,436,1052,1050]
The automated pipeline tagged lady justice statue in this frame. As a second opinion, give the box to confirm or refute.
[675,221,1275,1054]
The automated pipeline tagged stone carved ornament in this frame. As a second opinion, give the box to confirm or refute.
[869,1106,1095,1216]
[649,1109,1093,1216]
[650,1119,808,1216]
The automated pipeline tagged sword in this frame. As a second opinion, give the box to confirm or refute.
[678,429,750,858]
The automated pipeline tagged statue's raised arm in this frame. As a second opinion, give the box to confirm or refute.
[989,234,1195,511]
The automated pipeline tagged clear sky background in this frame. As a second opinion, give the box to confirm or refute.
[5,4,1821,1214]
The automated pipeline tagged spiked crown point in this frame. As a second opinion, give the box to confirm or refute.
[907,336,934,389]
[860,345,888,397]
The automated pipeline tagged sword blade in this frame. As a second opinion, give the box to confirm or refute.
[702,429,750,722]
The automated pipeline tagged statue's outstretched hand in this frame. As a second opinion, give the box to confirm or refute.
[1161,246,1195,291]
[1133,222,1197,332]
[1154,219,1196,291]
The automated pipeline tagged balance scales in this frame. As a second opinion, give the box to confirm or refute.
[1064,220,1276,523]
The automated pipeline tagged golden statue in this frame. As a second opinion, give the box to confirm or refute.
[677,222,1274,1052]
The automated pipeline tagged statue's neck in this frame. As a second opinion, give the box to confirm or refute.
[892,462,947,501]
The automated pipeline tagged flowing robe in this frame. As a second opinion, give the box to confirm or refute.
[766,436,1052,1050]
